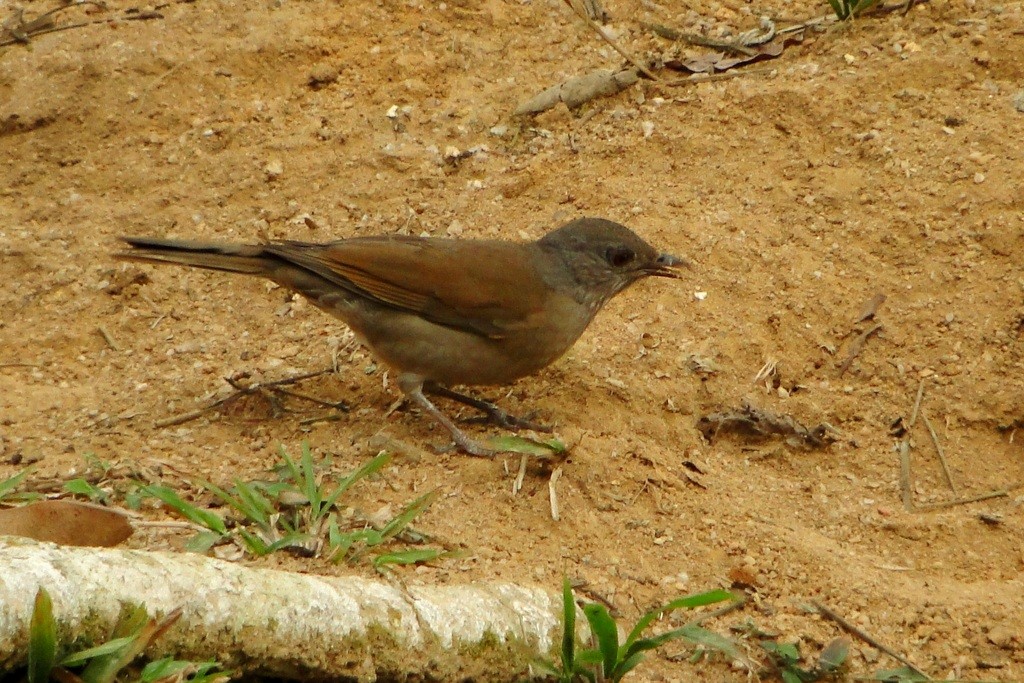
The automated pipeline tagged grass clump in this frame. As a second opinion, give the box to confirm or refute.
[538,578,741,682]
[26,587,227,683]
[141,443,448,569]
[825,0,882,20]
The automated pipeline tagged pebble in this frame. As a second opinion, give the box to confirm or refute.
[1014,90,1024,113]
[264,159,283,179]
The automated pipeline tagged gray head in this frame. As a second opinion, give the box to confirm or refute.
[538,217,685,309]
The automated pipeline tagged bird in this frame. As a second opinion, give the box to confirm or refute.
[117,217,685,456]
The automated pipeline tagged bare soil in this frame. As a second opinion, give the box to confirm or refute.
[2,0,1023,679]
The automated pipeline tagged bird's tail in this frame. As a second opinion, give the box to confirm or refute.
[116,237,273,275]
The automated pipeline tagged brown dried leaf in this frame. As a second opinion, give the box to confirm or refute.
[665,33,802,74]
[0,500,133,547]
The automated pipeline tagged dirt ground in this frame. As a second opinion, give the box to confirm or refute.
[2,0,1023,679]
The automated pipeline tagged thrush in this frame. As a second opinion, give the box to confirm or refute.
[118,217,685,456]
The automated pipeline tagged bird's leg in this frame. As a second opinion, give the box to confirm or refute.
[423,382,553,433]
[399,376,497,457]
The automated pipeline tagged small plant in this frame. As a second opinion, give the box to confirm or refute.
[538,578,741,682]
[63,453,117,504]
[826,0,882,20]
[26,587,228,683]
[0,467,43,504]
[140,444,448,568]
[760,636,850,683]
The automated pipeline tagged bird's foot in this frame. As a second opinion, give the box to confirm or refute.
[462,406,552,433]
[424,383,553,432]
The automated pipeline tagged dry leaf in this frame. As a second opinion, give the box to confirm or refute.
[0,500,133,547]
[665,33,802,74]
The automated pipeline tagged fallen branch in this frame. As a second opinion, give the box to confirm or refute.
[813,601,930,680]
[0,538,564,680]
[515,68,640,115]
[0,3,162,48]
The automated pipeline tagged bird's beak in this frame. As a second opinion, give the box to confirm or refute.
[646,252,690,278]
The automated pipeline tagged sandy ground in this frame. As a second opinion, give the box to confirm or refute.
[2,0,1023,679]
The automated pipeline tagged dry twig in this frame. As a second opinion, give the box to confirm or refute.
[549,467,563,521]
[153,369,344,428]
[561,0,657,80]
[813,601,930,679]
[898,379,926,511]
[916,482,1023,510]
[920,411,957,494]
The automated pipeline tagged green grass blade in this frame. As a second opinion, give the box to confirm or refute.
[575,647,603,680]
[299,442,323,518]
[63,478,108,503]
[484,435,566,456]
[265,532,312,553]
[185,530,222,554]
[826,0,848,19]
[560,578,576,680]
[59,635,137,667]
[278,444,302,481]
[142,485,226,535]
[79,607,181,683]
[141,658,223,682]
[377,491,436,541]
[28,588,57,683]
[676,624,742,660]
[582,604,619,681]
[231,480,275,527]
[0,467,33,502]
[326,451,392,508]
[781,670,803,683]
[624,589,734,648]
[237,529,272,556]
[851,0,882,15]
[819,637,850,672]
[611,651,645,681]
[199,479,249,518]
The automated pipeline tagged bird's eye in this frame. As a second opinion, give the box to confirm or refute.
[605,246,635,268]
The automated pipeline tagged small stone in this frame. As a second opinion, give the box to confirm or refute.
[641,120,655,138]
[1013,91,1024,113]
[843,53,856,64]
[974,172,986,184]
[264,159,283,179]
[988,624,1018,649]
[307,64,339,89]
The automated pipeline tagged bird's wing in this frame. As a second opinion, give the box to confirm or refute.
[267,236,547,338]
